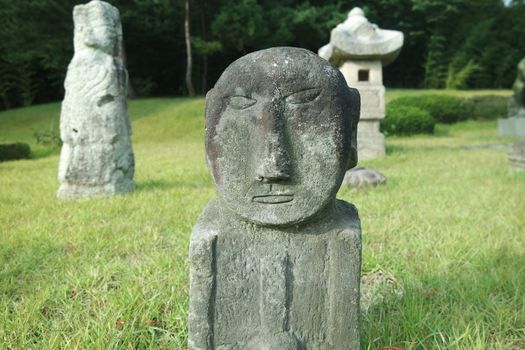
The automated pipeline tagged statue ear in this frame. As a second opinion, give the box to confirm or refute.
[204,87,215,162]
[205,88,214,103]
[73,5,85,24]
[347,87,361,170]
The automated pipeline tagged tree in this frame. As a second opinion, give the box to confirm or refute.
[211,0,267,53]
[1,0,524,110]
[184,0,195,97]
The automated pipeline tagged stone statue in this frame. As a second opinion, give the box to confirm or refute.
[319,7,404,160]
[509,58,525,118]
[319,7,403,67]
[500,58,525,137]
[58,0,134,199]
[189,47,362,349]
[507,59,525,171]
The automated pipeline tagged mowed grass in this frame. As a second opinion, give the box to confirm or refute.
[385,89,512,102]
[1,90,524,349]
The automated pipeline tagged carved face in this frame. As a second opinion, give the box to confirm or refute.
[206,47,359,226]
[74,1,118,54]
[83,23,116,52]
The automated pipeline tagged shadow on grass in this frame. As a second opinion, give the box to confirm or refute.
[361,248,525,348]
[136,177,213,193]
[0,237,61,299]
[30,145,61,160]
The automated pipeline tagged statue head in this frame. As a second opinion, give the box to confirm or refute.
[513,58,525,108]
[517,58,525,81]
[73,0,122,55]
[205,47,360,226]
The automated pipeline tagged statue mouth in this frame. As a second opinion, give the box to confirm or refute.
[252,194,294,204]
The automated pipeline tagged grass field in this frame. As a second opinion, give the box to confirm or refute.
[1,90,524,349]
[384,89,512,102]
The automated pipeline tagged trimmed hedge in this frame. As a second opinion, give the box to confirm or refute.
[388,94,468,124]
[381,105,436,136]
[0,143,31,161]
[463,95,509,120]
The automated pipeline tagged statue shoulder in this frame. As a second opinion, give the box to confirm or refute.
[335,199,359,217]
[333,199,361,240]
[190,200,222,243]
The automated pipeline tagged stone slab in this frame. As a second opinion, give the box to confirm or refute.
[497,117,525,137]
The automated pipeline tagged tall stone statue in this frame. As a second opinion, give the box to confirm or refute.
[319,7,404,160]
[499,58,525,137]
[506,59,525,170]
[189,47,362,349]
[58,0,134,199]
[510,58,525,117]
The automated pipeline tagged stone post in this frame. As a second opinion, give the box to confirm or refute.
[319,7,404,160]
[508,139,525,171]
[499,58,525,138]
[189,47,362,349]
[57,0,134,199]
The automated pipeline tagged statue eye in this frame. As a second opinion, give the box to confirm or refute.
[228,96,257,110]
[286,88,320,104]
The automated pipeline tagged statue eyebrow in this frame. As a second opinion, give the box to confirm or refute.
[284,87,320,97]
[225,94,252,97]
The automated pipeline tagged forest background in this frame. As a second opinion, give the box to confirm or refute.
[0,0,524,111]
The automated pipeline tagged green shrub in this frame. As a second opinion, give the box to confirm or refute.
[388,94,468,124]
[33,129,62,146]
[463,95,509,120]
[381,105,436,136]
[0,142,31,161]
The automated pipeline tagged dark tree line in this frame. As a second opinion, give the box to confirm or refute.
[0,0,524,110]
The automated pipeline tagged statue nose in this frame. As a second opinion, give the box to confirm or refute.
[256,101,291,183]
[256,137,291,182]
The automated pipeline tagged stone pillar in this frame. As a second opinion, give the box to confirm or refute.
[189,47,362,349]
[499,58,525,138]
[509,139,525,171]
[319,7,403,160]
[57,0,134,199]
[340,61,386,158]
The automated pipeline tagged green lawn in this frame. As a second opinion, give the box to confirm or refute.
[385,89,512,102]
[1,90,524,349]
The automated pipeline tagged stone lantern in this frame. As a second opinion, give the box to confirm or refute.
[319,7,403,159]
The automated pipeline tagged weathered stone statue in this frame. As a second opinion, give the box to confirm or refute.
[508,139,525,171]
[510,58,525,117]
[319,7,403,160]
[58,0,134,199]
[499,58,525,137]
[189,47,362,349]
